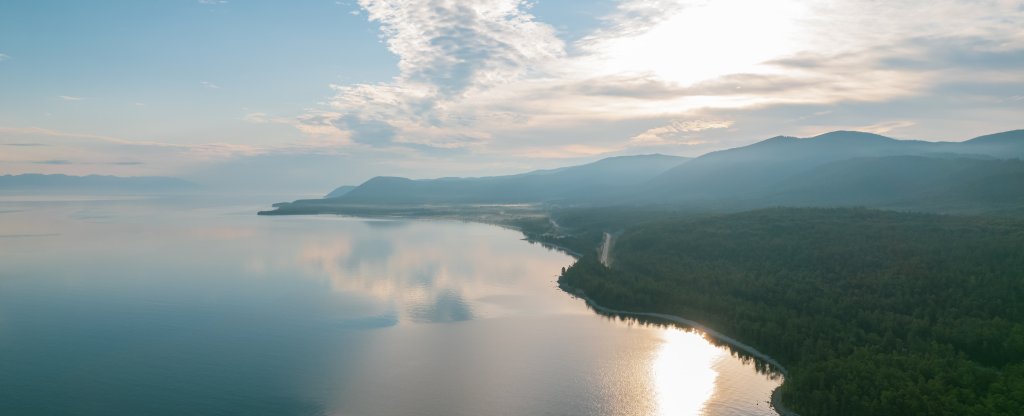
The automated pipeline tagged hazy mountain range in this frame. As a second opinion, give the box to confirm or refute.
[335,154,687,205]
[638,130,1024,211]
[268,129,1024,214]
[325,185,358,198]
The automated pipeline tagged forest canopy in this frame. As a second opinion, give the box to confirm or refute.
[557,208,1024,415]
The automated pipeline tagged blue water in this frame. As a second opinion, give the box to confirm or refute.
[0,196,780,416]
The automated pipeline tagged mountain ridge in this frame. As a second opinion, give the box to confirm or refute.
[336,153,689,205]
[265,129,1024,214]
[641,129,1023,203]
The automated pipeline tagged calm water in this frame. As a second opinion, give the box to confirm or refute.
[0,196,781,416]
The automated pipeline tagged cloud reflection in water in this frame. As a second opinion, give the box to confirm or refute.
[299,220,547,325]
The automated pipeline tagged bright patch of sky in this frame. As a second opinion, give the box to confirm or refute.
[1,0,1022,192]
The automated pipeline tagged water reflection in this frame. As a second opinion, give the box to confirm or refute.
[300,237,478,324]
[297,220,571,325]
[655,330,722,416]
[584,309,785,415]
[586,307,787,380]
[0,199,782,416]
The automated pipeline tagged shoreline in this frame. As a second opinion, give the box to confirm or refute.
[508,216,801,416]
[558,282,800,416]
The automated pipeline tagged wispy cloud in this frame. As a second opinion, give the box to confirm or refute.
[198,0,227,4]
[58,95,84,101]
[32,159,72,165]
[19,158,146,167]
[244,111,348,140]
[0,53,9,62]
[856,120,918,135]
[3,143,46,147]
[200,81,220,89]
[797,120,919,137]
[321,0,565,151]
[630,120,733,146]
[0,124,290,182]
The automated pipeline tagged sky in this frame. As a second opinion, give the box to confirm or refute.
[1,0,1022,192]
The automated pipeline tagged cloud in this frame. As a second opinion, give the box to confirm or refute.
[58,95,84,101]
[22,0,1018,182]
[321,0,565,150]
[566,74,690,99]
[0,53,8,62]
[782,119,919,138]
[629,120,733,146]
[0,125,266,176]
[855,120,918,135]
[335,114,397,147]
[244,111,349,141]
[0,126,177,147]
[358,0,564,97]
[198,0,227,4]
[293,0,1020,160]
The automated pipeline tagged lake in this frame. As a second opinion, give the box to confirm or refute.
[0,196,781,416]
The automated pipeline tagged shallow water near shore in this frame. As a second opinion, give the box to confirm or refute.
[0,196,781,416]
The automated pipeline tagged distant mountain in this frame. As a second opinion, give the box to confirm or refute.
[325,185,357,199]
[758,156,1024,212]
[0,174,197,193]
[642,130,1024,204]
[334,154,689,205]
[263,129,1024,216]
[958,129,1024,158]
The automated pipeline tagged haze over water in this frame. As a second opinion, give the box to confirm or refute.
[0,196,780,416]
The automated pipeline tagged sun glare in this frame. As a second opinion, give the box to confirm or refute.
[596,0,807,86]
[653,329,725,416]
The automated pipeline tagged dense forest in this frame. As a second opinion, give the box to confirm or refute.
[554,208,1024,415]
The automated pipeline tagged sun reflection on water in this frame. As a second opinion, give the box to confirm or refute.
[654,329,725,416]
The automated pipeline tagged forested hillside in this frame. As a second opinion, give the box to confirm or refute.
[559,208,1024,415]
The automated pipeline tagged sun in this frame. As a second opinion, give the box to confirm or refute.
[592,0,808,86]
